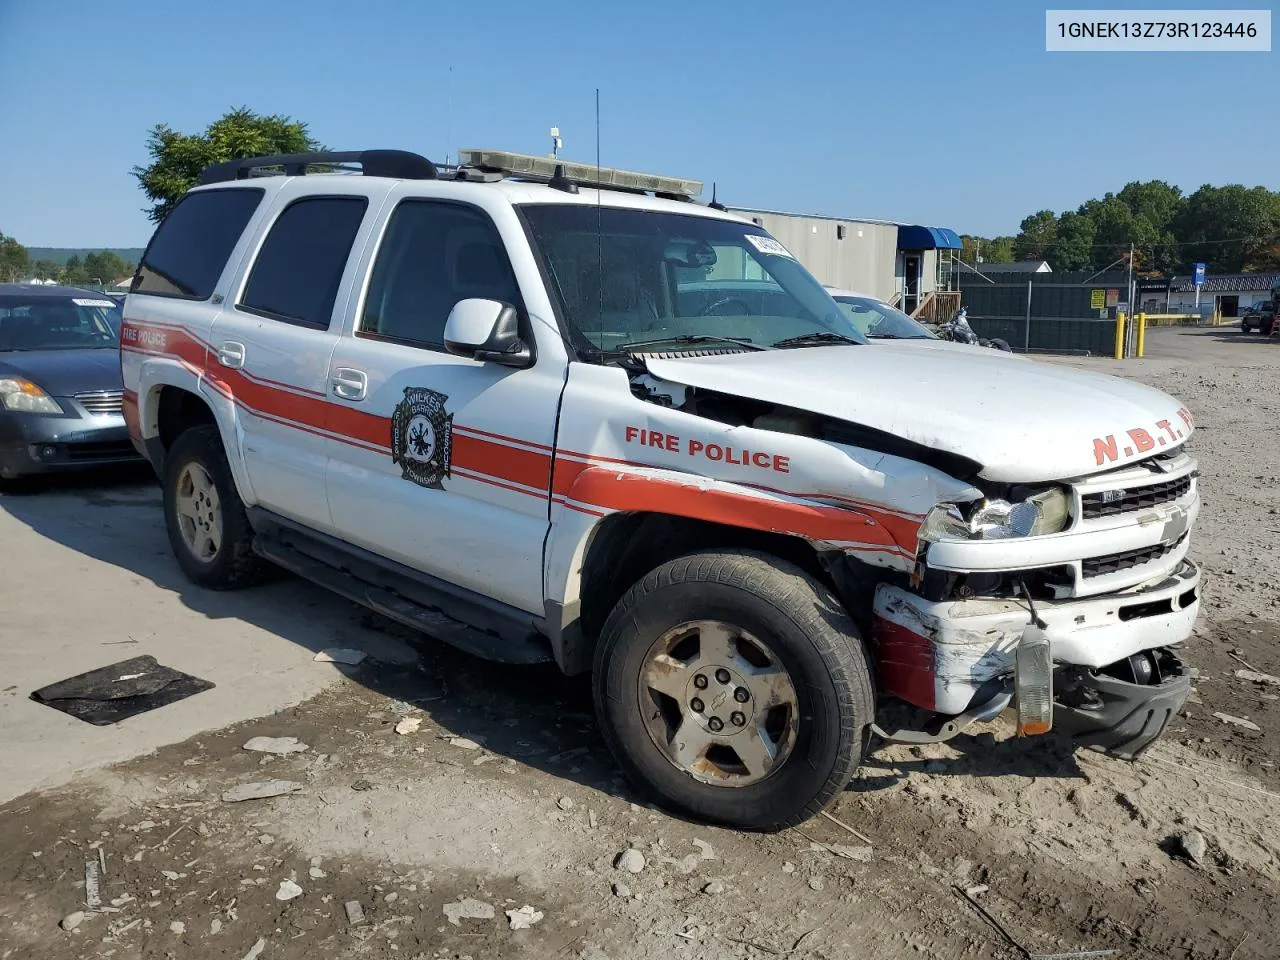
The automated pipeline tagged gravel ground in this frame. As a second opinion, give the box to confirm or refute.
[1,325,1278,960]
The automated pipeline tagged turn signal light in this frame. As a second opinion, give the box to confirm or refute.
[1016,623,1054,736]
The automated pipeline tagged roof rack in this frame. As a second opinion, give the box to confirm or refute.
[197,149,438,185]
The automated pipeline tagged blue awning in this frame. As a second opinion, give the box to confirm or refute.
[898,225,962,250]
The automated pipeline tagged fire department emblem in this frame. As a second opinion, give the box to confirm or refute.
[391,387,453,489]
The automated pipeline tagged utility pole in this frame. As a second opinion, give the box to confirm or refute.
[1126,242,1134,315]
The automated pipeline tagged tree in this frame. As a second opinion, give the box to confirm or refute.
[83,251,134,284]
[61,255,89,285]
[1014,210,1057,262]
[1049,211,1096,272]
[132,107,321,223]
[961,235,1014,264]
[31,259,62,280]
[1173,185,1280,273]
[0,232,31,281]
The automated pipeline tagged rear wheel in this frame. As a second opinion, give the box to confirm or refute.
[163,425,268,589]
[593,550,874,830]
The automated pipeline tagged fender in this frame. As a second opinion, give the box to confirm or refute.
[544,461,913,617]
[126,348,260,508]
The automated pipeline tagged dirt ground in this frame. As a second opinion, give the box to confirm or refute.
[2,326,1280,960]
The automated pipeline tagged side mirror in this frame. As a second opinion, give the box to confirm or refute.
[443,298,533,368]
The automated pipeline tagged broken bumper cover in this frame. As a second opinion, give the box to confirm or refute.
[872,560,1201,717]
[1053,648,1190,759]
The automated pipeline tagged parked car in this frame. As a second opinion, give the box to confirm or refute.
[825,289,1019,356]
[123,148,1200,830]
[0,283,140,481]
[1240,302,1275,335]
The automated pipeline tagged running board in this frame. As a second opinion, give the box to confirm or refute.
[250,513,552,666]
[871,685,1013,746]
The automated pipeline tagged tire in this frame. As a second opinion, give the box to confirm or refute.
[989,338,1013,352]
[592,550,874,831]
[162,424,268,590]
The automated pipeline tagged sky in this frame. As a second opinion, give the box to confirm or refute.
[0,0,1275,247]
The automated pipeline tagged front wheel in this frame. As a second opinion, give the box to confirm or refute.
[593,550,874,830]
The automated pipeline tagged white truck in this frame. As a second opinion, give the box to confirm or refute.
[120,148,1200,830]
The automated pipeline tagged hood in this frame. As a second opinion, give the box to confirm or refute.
[643,343,1192,484]
[0,348,124,397]
[870,337,1025,358]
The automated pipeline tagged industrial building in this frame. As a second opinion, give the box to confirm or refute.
[727,207,962,314]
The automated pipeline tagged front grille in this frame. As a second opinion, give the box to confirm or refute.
[66,440,138,462]
[1081,475,1192,518]
[1082,534,1187,578]
[75,390,124,416]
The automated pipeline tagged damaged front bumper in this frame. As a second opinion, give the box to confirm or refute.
[871,560,1199,757]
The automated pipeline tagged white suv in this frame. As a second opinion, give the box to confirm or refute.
[121,148,1201,830]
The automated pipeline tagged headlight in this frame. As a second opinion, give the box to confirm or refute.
[922,488,1069,542]
[0,377,64,414]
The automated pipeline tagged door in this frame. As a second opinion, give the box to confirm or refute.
[1219,295,1238,318]
[209,188,380,533]
[903,255,920,315]
[324,196,563,613]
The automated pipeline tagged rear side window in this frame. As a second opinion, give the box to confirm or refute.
[240,197,369,328]
[134,188,264,299]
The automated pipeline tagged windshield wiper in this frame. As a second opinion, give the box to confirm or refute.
[771,331,861,348]
[867,333,930,340]
[612,334,769,352]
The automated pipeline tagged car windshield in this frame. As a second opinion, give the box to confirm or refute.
[0,295,119,352]
[520,205,868,354]
[831,294,936,340]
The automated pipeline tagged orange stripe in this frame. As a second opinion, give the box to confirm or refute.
[560,465,906,555]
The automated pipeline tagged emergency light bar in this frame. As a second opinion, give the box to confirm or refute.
[457,148,703,199]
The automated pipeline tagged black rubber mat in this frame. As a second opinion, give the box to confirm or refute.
[30,655,214,725]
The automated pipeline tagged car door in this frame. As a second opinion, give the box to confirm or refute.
[210,180,392,533]
[324,192,565,614]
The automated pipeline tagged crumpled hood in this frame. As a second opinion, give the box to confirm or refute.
[0,348,124,397]
[643,343,1193,483]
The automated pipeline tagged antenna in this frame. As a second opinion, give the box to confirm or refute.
[445,66,454,167]
[550,126,563,160]
[595,89,603,348]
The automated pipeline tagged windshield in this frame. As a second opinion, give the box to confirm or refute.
[0,295,119,352]
[831,295,936,340]
[520,205,868,354]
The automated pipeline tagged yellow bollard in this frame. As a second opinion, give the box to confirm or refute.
[1114,312,1127,359]
[1136,313,1146,357]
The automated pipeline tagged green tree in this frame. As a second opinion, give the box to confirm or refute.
[31,259,62,280]
[83,251,134,284]
[962,235,1015,264]
[62,255,90,285]
[132,107,321,223]
[1173,185,1280,273]
[1014,210,1057,262]
[0,232,31,281]
[1049,211,1096,271]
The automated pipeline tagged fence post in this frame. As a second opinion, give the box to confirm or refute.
[1114,312,1127,359]
[1024,280,1032,352]
[1136,313,1146,357]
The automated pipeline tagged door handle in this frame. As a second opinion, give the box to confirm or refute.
[331,368,368,401]
[217,341,246,369]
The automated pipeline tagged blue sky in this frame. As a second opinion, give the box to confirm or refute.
[0,0,1274,247]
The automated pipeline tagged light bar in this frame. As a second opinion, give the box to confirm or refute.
[457,148,703,198]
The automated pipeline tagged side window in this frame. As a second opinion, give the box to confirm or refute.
[134,188,264,299]
[360,200,522,349]
[240,196,369,328]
